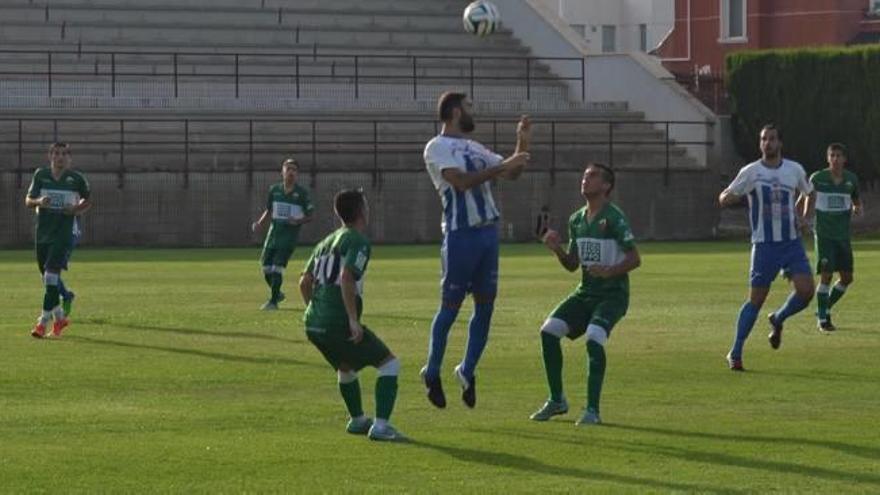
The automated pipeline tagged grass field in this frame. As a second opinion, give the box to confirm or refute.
[2,241,879,493]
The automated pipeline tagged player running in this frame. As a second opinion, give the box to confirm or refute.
[529,163,640,426]
[25,142,91,338]
[252,157,314,310]
[420,91,531,409]
[300,189,404,442]
[719,124,814,371]
[804,143,862,332]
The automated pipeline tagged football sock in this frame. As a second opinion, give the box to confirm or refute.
[338,379,363,418]
[425,305,460,379]
[270,273,283,303]
[774,292,809,323]
[375,376,398,421]
[460,302,494,377]
[541,332,564,402]
[57,278,70,301]
[828,283,847,309]
[586,340,606,414]
[263,271,273,288]
[816,284,830,320]
[730,301,759,359]
[43,279,60,312]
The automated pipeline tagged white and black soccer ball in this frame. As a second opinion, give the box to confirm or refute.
[463,0,500,37]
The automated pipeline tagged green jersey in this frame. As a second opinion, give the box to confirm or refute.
[27,167,90,245]
[263,182,313,249]
[303,227,371,332]
[810,169,859,240]
[567,202,636,298]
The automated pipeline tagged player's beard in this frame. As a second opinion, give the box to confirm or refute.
[460,114,475,133]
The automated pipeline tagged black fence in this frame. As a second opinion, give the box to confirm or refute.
[1,117,714,188]
[0,48,587,101]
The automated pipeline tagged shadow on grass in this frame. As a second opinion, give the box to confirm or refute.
[605,423,880,463]
[474,425,880,488]
[407,438,740,494]
[67,335,321,368]
[80,318,305,344]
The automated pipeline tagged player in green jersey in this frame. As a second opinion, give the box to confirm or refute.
[252,157,314,310]
[24,142,91,338]
[804,143,863,332]
[299,189,404,442]
[530,163,641,426]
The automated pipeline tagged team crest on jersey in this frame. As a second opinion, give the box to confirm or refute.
[598,219,607,232]
[65,177,75,183]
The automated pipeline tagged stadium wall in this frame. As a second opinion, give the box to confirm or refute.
[1,168,718,248]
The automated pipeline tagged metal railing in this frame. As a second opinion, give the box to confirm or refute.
[0,48,587,101]
[2,117,713,188]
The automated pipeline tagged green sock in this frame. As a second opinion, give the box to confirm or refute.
[586,341,606,414]
[338,379,363,418]
[43,285,60,312]
[816,286,830,320]
[541,332,564,402]
[270,273,283,303]
[263,271,273,288]
[375,375,398,421]
[828,284,847,309]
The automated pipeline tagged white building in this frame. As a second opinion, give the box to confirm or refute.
[534,0,674,54]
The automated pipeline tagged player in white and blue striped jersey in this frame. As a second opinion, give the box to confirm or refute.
[420,91,531,408]
[719,124,815,371]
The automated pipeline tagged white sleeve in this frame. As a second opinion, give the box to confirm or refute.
[796,164,813,195]
[725,165,754,196]
[424,140,464,173]
[473,141,504,168]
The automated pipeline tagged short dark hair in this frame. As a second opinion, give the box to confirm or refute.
[760,123,782,141]
[281,157,298,169]
[827,142,847,156]
[437,91,467,121]
[48,142,70,153]
[588,162,615,195]
[334,188,366,224]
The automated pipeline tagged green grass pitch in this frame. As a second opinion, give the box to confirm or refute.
[1,241,879,493]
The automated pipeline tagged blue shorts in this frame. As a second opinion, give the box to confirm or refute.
[750,239,811,288]
[440,225,499,304]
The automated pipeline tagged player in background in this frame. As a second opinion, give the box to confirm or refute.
[300,189,404,442]
[421,91,531,409]
[252,157,314,310]
[719,124,814,371]
[804,143,863,332]
[530,163,640,426]
[25,142,91,338]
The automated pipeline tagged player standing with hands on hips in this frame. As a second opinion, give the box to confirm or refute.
[421,91,531,409]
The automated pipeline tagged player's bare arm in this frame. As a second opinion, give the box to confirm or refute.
[251,209,269,232]
[25,196,51,209]
[853,197,864,216]
[299,271,315,305]
[503,115,531,180]
[441,154,528,191]
[587,248,641,279]
[64,198,92,216]
[340,267,364,343]
[718,189,743,208]
[543,229,578,272]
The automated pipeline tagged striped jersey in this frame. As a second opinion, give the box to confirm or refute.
[726,159,813,244]
[424,135,503,234]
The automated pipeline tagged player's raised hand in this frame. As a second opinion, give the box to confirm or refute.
[542,228,561,250]
[517,115,531,140]
[348,318,364,344]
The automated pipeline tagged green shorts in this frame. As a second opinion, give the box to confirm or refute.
[306,324,392,371]
[36,241,73,273]
[549,291,629,340]
[815,236,853,274]
[261,246,295,269]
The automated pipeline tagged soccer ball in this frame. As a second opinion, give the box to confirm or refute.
[463,1,500,37]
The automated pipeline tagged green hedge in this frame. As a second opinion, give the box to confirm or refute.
[726,45,880,182]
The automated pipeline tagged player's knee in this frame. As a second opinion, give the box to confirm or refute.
[376,357,400,377]
[472,293,496,305]
[337,369,358,384]
[441,290,466,309]
[262,265,273,274]
[840,273,853,286]
[43,271,59,286]
[540,318,569,339]
[273,265,285,274]
[586,324,608,347]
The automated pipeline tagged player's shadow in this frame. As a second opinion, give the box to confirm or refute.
[407,439,740,494]
[81,317,304,344]
[67,335,321,368]
[473,426,880,488]
[605,423,880,462]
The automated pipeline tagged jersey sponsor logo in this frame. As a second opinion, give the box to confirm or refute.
[272,201,304,220]
[577,238,602,264]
